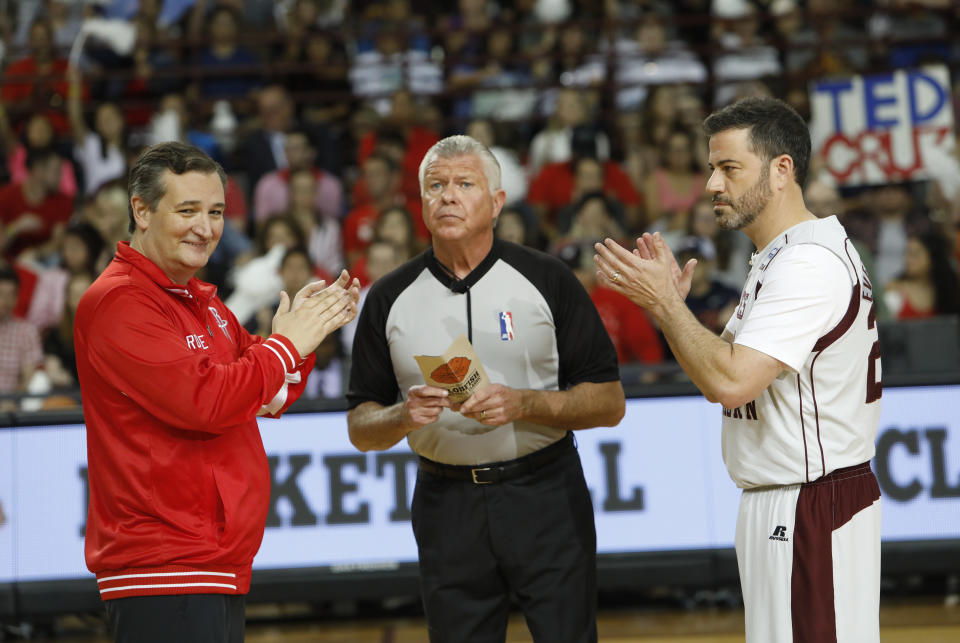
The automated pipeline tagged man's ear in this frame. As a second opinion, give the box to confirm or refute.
[774,154,795,190]
[130,196,151,231]
[491,189,507,218]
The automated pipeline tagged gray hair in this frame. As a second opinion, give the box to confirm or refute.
[418,135,502,195]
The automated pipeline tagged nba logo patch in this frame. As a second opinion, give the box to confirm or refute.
[498,311,515,341]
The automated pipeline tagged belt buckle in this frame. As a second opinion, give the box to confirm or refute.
[471,467,493,484]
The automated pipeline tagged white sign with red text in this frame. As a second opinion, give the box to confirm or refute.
[810,65,955,187]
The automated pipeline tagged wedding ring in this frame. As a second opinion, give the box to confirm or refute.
[612,271,621,283]
[480,410,486,419]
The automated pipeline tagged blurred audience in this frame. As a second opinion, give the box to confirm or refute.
[22,221,105,332]
[343,153,426,270]
[711,5,781,107]
[613,13,707,111]
[225,213,306,326]
[253,128,343,222]
[843,183,932,288]
[644,126,706,232]
[0,146,73,260]
[68,68,128,197]
[192,5,263,101]
[42,271,93,391]
[555,190,627,248]
[355,89,439,203]
[350,205,420,285]
[285,167,343,278]
[340,237,404,355]
[529,128,641,235]
[884,231,960,320]
[348,20,442,114]
[0,111,78,198]
[0,1,955,407]
[237,84,341,210]
[285,28,351,126]
[674,236,740,336]
[449,22,536,121]
[2,18,83,135]
[558,241,664,373]
[0,266,43,401]
[527,87,609,175]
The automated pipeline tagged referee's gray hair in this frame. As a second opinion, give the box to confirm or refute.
[418,135,502,195]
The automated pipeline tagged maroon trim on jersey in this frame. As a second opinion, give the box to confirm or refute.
[797,374,810,483]
[812,283,860,353]
[809,351,827,479]
[791,462,880,643]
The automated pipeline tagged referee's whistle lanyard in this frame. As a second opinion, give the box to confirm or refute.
[434,257,474,343]
[465,286,473,343]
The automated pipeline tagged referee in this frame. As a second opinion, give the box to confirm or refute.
[347,135,625,643]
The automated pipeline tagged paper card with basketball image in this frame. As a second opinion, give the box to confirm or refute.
[414,334,491,404]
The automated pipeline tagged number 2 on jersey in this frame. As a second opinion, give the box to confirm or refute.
[866,300,882,403]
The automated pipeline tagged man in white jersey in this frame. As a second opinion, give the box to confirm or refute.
[593,96,882,643]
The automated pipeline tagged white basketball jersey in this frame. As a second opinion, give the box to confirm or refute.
[721,216,882,488]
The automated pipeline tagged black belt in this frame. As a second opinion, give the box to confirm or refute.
[417,432,574,485]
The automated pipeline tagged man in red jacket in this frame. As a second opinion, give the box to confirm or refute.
[75,142,359,643]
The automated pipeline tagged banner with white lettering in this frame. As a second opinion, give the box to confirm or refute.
[1,386,958,582]
[0,431,13,583]
[809,65,956,187]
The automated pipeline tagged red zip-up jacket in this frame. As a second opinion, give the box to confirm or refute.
[75,241,316,600]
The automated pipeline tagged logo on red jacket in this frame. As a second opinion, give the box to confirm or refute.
[208,306,232,341]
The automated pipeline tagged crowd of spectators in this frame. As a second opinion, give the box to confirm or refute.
[0,0,959,409]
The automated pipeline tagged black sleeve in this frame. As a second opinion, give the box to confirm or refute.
[501,243,619,389]
[346,283,401,409]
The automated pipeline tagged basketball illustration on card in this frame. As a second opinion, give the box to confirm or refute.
[414,334,491,404]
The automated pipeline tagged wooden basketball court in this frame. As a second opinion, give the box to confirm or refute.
[37,597,960,641]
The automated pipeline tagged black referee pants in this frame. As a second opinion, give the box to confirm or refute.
[104,593,245,643]
[411,444,598,643]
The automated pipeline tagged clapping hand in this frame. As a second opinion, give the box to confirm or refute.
[273,269,361,358]
[593,232,697,311]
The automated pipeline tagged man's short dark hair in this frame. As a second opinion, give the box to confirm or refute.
[127,142,227,233]
[703,97,811,187]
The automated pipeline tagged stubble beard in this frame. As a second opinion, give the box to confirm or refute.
[715,164,772,231]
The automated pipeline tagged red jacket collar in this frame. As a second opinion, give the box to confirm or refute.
[114,241,218,302]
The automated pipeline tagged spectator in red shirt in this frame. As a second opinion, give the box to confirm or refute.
[1,18,85,135]
[528,126,643,236]
[349,205,422,286]
[342,153,427,268]
[356,89,439,202]
[557,241,663,370]
[0,146,74,260]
